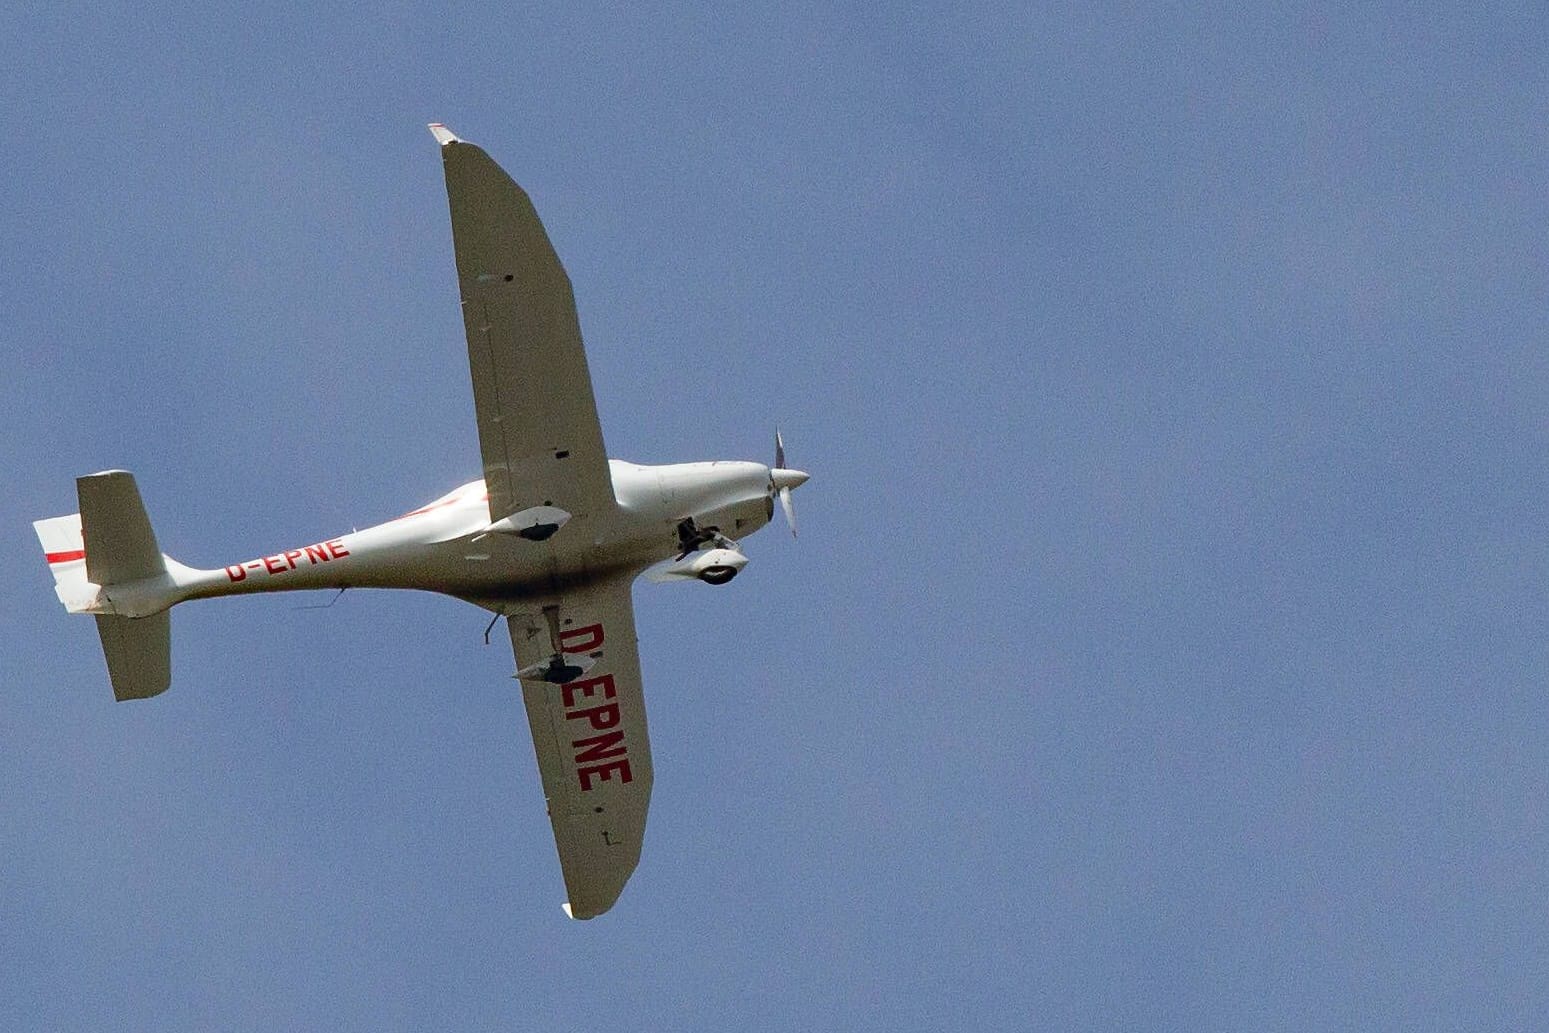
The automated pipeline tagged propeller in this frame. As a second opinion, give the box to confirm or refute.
[769,429,808,538]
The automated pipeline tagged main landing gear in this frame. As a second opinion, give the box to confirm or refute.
[674,518,744,585]
[512,604,594,684]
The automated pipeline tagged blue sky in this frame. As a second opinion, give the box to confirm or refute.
[3,4,1547,1030]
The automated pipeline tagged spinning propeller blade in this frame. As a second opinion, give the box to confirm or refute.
[779,486,797,538]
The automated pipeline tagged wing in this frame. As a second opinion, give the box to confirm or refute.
[433,126,616,523]
[507,577,654,919]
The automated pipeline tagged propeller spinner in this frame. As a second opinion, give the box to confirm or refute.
[769,429,809,538]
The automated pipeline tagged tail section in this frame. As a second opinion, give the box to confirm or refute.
[33,471,174,701]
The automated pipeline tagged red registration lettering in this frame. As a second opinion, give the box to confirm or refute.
[578,759,633,790]
[283,549,303,570]
[225,564,247,582]
[567,702,620,730]
[303,544,331,564]
[325,538,349,559]
[556,622,633,790]
[262,555,286,574]
[561,673,616,709]
[560,623,603,653]
[571,731,626,765]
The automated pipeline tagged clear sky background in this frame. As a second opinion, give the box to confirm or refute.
[3,4,1547,1030]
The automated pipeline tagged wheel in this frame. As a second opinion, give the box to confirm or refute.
[699,566,738,585]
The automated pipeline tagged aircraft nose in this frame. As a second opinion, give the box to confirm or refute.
[770,468,809,491]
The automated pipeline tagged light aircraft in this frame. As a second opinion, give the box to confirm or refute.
[32,124,809,920]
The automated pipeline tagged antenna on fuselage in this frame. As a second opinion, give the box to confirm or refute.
[292,588,346,610]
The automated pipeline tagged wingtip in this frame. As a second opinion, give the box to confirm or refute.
[427,122,461,146]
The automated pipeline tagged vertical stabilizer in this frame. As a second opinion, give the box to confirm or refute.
[34,512,94,611]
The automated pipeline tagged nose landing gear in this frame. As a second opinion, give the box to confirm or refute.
[655,518,748,586]
[675,517,736,560]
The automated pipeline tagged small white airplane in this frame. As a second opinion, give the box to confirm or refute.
[32,124,808,920]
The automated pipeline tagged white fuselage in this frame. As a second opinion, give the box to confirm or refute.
[94,460,776,619]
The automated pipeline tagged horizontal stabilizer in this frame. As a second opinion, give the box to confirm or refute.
[94,612,171,701]
[78,471,164,586]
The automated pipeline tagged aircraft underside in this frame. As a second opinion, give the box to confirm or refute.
[32,125,807,920]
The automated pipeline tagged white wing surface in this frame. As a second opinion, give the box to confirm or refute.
[433,128,616,523]
[507,578,653,919]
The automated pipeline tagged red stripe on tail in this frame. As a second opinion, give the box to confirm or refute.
[46,550,86,564]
